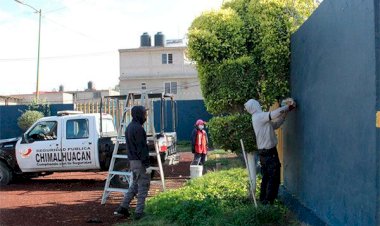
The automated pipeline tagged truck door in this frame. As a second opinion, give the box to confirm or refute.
[16,119,62,172]
[62,117,97,169]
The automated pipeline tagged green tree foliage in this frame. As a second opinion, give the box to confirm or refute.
[28,98,51,116]
[188,0,316,152]
[17,110,44,131]
[17,98,50,132]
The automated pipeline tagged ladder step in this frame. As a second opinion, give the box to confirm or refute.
[149,152,157,156]
[112,154,129,159]
[109,171,132,176]
[116,138,126,143]
[105,187,129,193]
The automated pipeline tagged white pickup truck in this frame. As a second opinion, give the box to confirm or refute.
[0,109,179,187]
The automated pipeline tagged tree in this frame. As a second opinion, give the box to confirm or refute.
[188,0,316,153]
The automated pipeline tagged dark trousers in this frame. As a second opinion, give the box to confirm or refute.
[121,160,151,213]
[258,147,281,204]
[193,153,206,165]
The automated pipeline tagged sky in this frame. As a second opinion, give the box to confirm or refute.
[0,0,223,95]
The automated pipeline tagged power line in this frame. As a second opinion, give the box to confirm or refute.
[0,51,115,62]
[43,15,102,41]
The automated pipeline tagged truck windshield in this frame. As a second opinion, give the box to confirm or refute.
[28,121,57,141]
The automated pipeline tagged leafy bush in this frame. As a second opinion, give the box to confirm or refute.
[207,113,256,153]
[123,168,292,226]
[17,110,44,131]
[146,169,249,226]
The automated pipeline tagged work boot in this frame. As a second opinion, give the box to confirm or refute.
[134,212,145,220]
[114,206,130,217]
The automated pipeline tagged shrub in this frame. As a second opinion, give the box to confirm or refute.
[126,168,293,226]
[17,110,44,131]
[207,113,256,153]
[146,169,249,226]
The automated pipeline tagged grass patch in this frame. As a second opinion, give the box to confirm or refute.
[176,141,191,152]
[205,149,243,171]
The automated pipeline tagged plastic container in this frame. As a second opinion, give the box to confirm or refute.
[190,165,203,179]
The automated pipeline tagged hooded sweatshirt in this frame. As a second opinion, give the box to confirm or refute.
[125,106,150,167]
[244,99,290,150]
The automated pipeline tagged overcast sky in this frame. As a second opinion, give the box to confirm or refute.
[0,0,223,95]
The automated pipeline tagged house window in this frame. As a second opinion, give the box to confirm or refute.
[93,92,101,98]
[162,53,173,64]
[164,81,177,94]
[141,82,146,90]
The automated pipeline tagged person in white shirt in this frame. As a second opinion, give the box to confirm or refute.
[244,98,295,204]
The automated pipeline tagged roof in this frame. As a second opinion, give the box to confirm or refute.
[104,92,174,100]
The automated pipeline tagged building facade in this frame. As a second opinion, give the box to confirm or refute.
[118,34,202,100]
[9,82,119,105]
[0,96,20,105]
[11,92,74,104]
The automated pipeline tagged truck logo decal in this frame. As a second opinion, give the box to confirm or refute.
[20,148,33,158]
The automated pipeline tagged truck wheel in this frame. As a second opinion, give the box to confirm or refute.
[0,162,13,185]
[110,160,130,189]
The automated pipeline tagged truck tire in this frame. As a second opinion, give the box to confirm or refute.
[110,160,130,188]
[0,161,13,185]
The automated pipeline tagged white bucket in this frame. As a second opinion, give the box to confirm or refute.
[190,165,203,179]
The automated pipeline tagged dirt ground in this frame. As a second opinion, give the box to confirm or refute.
[0,152,194,226]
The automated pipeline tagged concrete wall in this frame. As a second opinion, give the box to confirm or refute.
[153,100,212,141]
[0,101,211,141]
[0,104,74,139]
[282,0,379,225]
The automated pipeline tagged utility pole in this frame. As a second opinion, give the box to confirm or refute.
[15,0,42,102]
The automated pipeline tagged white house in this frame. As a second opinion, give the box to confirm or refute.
[118,32,202,100]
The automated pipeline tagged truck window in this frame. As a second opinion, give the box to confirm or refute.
[28,121,57,141]
[102,119,116,133]
[66,119,89,139]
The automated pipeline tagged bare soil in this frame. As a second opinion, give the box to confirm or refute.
[0,152,194,226]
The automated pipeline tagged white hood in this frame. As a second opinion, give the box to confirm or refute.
[244,99,262,114]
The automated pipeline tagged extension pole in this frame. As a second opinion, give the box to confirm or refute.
[240,139,257,207]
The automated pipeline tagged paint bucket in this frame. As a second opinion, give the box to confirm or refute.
[190,165,203,179]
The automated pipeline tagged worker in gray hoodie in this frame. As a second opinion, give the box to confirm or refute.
[244,98,295,204]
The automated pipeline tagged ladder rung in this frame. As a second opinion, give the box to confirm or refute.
[109,171,132,176]
[149,152,157,156]
[112,154,129,159]
[105,187,129,193]
[116,138,126,142]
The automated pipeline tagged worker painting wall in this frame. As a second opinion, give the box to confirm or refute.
[282,0,380,225]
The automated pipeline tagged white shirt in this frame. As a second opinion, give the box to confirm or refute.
[244,99,289,150]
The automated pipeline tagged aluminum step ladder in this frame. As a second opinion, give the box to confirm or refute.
[101,93,165,205]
